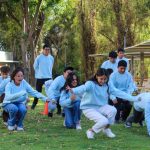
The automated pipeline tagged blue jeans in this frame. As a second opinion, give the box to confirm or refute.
[64,101,81,128]
[145,102,150,135]
[3,103,27,127]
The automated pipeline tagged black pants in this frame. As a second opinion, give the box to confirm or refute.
[126,108,144,123]
[110,98,132,121]
[0,94,9,122]
[32,78,50,105]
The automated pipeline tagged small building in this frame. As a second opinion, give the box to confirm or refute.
[0,51,19,72]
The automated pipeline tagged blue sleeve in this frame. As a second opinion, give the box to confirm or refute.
[24,80,47,102]
[33,56,39,71]
[59,91,72,107]
[72,81,92,95]
[108,81,137,102]
[45,79,53,96]
[4,84,27,102]
[127,74,135,94]
[0,78,10,96]
[108,75,116,100]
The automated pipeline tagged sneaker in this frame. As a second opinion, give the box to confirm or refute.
[76,123,82,130]
[48,112,53,117]
[103,128,116,138]
[8,126,15,131]
[3,122,8,126]
[125,122,132,128]
[17,127,24,131]
[86,130,94,139]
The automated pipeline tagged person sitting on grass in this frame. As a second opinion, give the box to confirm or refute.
[66,68,139,139]
[2,67,50,131]
[125,92,150,137]
[47,66,74,117]
[59,72,82,130]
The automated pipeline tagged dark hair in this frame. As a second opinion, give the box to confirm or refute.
[89,68,108,85]
[0,66,10,73]
[109,51,117,58]
[118,60,127,67]
[117,48,125,53]
[11,67,24,81]
[63,66,74,72]
[43,44,50,49]
[106,68,113,76]
[61,72,79,92]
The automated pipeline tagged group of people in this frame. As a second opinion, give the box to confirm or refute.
[0,44,150,140]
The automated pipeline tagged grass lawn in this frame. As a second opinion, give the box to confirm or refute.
[0,100,150,150]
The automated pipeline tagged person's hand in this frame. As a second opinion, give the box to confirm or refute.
[66,85,73,94]
[112,99,118,104]
[70,94,76,101]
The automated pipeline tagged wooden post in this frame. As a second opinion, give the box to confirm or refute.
[140,52,144,86]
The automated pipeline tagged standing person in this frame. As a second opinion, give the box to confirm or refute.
[59,72,81,130]
[109,60,135,123]
[101,51,118,72]
[116,48,129,70]
[31,44,54,109]
[67,68,138,139]
[47,66,74,117]
[2,67,49,131]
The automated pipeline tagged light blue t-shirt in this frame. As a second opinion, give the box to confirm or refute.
[34,53,54,79]
[101,60,117,72]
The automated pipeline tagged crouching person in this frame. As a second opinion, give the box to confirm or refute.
[59,73,81,130]
[2,67,49,131]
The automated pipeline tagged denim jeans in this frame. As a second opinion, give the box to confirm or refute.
[64,101,81,128]
[3,103,27,127]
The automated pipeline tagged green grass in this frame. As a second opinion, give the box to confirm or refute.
[0,101,150,150]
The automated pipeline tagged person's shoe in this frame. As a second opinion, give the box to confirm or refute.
[8,126,15,131]
[76,123,82,130]
[31,103,36,110]
[48,112,53,117]
[3,122,8,126]
[125,122,132,128]
[17,127,24,131]
[103,128,116,138]
[86,130,94,139]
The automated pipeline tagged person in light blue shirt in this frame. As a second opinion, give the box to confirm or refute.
[67,68,138,139]
[116,48,129,70]
[31,44,54,109]
[125,92,150,136]
[101,51,118,72]
[60,72,81,130]
[0,66,10,125]
[3,67,49,131]
[47,66,74,117]
[108,60,135,123]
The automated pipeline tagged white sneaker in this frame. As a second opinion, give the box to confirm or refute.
[3,122,8,126]
[103,128,116,138]
[17,127,24,131]
[76,123,82,130]
[86,130,94,139]
[8,126,15,131]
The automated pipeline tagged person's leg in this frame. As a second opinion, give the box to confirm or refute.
[73,101,82,129]
[3,103,18,130]
[31,79,43,109]
[64,107,74,128]
[113,98,122,122]
[83,108,109,139]
[2,110,9,124]
[56,99,61,115]
[121,101,132,121]
[16,103,27,130]
[48,100,56,117]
